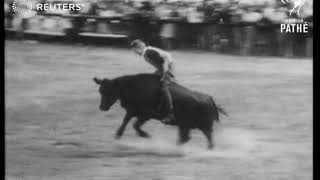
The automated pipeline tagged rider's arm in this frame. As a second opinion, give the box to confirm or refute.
[160,52,172,81]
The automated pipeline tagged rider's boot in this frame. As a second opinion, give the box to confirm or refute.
[161,109,176,125]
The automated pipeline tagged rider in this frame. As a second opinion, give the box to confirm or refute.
[130,39,175,125]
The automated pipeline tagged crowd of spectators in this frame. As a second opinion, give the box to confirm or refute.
[5,0,313,23]
[75,0,312,23]
[4,0,313,57]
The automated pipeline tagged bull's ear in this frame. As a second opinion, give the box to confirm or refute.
[93,77,103,85]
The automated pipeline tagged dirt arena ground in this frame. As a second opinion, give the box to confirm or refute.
[5,40,312,180]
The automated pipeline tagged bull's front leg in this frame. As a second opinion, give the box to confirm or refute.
[133,118,150,138]
[115,112,133,139]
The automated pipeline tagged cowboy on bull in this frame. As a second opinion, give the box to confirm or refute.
[130,39,175,125]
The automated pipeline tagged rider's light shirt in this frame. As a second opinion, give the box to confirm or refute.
[142,46,174,77]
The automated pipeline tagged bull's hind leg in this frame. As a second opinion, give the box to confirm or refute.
[115,113,133,139]
[133,118,150,138]
[201,129,214,149]
[177,127,191,145]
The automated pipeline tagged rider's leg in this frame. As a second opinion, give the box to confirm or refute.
[161,64,175,112]
[160,76,175,124]
[160,81,173,112]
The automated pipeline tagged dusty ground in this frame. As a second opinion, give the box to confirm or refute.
[5,40,312,180]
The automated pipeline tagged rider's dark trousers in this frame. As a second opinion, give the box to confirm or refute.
[155,65,175,114]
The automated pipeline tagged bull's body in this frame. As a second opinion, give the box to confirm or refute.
[94,73,226,149]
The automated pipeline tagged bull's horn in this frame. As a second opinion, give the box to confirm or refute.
[93,77,103,84]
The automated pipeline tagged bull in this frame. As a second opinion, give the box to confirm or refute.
[93,73,227,149]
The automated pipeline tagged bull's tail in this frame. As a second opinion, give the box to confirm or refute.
[210,97,228,123]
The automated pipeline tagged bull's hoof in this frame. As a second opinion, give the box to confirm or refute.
[114,134,122,140]
[161,118,177,126]
[177,138,190,145]
[163,121,177,126]
[137,131,151,138]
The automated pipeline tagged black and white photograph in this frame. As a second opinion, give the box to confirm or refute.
[5,0,313,179]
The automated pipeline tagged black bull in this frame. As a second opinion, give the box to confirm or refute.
[93,73,227,149]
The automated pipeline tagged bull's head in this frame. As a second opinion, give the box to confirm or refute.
[93,77,119,111]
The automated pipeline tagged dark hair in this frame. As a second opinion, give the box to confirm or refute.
[130,39,146,48]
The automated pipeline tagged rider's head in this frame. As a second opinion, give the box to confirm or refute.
[130,39,146,56]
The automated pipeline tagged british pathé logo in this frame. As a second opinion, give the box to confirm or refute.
[281,0,306,16]
[280,19,308,33]
[280,0,309,33]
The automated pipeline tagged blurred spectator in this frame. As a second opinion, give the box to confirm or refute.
[16,8,36,39]
[129,1,157,44]
[155,1,172,19]
[4,1,9,15]
[263,6,287,24]
[5,1,16,28]
[4,1,11,28]
[186,6,204,23]
[241,7,263,23]
[139,1,154,12]
[156,2,180,49]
